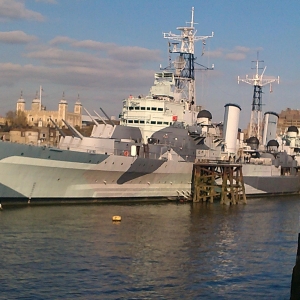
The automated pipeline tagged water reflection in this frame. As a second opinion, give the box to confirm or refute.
[1,198,300,299]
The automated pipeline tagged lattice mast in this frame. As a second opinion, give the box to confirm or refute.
[238,58,279,141]
[163,7,214,107]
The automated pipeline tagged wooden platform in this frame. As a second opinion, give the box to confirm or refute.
[192,162,247,205]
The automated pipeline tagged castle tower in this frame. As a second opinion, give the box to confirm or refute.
[16,91,25,112]
[58,92,68,122]
[31,91,40,111]
[74,94,82,115]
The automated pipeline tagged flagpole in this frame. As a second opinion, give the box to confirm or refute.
[39,85,42,110]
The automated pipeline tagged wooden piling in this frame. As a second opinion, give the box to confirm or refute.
[192,162,247,205]
[290,233,300,299]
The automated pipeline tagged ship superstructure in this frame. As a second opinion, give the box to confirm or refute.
[238,56,279,143]
[120,7,214,143]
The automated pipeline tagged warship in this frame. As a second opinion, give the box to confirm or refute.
[0,8,299,205]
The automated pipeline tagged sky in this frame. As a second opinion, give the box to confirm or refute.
[0,0,300,129]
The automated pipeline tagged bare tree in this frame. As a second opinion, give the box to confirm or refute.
[5,110,27,128]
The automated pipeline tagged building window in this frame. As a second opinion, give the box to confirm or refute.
[141,107,146,110]
[151,107,157,111]
[128,120,133,123]
[151,121,156,124]
[134,120,139,123]
[158,108,163,111]
[147,107,150,110]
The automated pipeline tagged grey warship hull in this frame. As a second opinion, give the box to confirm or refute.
[0,142,300,206]
[0,142,193,205]
[2,8,300,206]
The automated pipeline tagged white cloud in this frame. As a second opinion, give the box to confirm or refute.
[58,38,161,63]
[0,31,37,44]
[0,60,154,93]
[206,49,223,58]
[207,47,252,61]
[35,0,57,3]
[0,0,44,22]
[1,38,159,94]
[225,52,247,61]
[25,47,107,68]
[234,46,250,53]
[71,40,113,51]
[108,46,160,63]
[49,36,77,46]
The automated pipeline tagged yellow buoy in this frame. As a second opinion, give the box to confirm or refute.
[112,215,122,222]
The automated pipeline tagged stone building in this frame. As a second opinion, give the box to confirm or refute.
[16,92,82,128]
[9,127,60,146]
[277,108,300,134]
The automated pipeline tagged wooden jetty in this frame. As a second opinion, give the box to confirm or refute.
[192,162,247,205]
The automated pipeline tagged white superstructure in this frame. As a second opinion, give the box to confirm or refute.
[120,7,214,143]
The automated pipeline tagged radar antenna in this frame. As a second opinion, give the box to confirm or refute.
[162,7,214,107]
[238,54,279,142]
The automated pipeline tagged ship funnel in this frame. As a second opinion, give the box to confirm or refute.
[223,103,241,155]
[262,112,279,146]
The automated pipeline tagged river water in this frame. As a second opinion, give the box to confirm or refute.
[1,196,300,299]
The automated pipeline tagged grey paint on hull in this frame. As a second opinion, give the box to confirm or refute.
[0,182,24,198]
[0,143,166,184]
[117,158,165,184]
[0,142,108,164]
[244,175,300,194]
